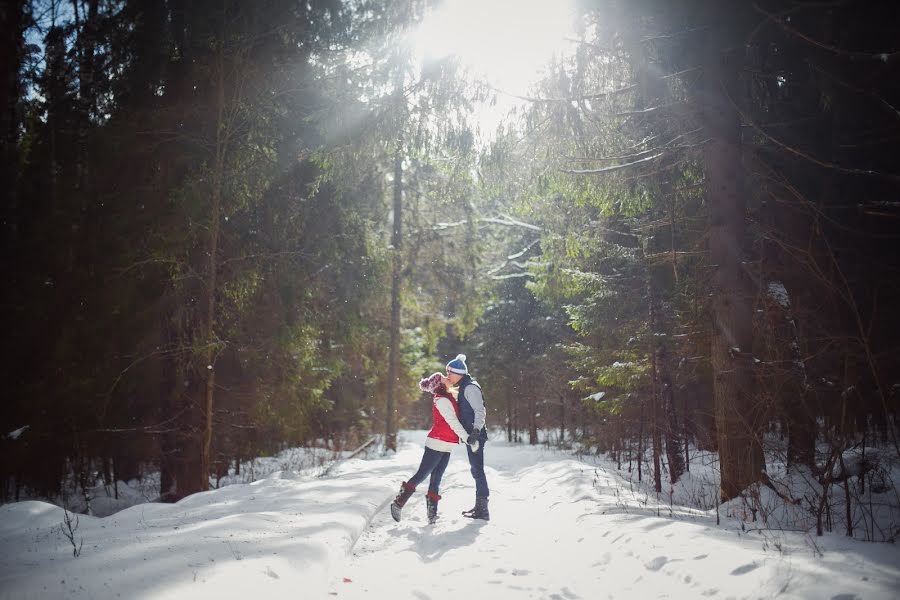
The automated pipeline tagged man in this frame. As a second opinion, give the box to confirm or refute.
[446,353,490,520]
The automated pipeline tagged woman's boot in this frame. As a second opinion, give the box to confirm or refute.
[390,482,416,522]
[425,491,441,524]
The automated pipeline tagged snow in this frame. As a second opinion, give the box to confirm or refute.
[2,432,899,600]
[767,281,791,309]
[6,425,29,440]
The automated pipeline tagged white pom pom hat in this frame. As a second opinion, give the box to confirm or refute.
[446,353,468,375]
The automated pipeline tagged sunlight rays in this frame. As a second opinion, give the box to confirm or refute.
[409,0,577,134]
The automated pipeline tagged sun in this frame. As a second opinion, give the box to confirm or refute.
[410,0,577,133]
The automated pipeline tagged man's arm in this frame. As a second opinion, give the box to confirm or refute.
[466,386,486,431]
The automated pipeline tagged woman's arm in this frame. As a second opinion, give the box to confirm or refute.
[434,396,469,440]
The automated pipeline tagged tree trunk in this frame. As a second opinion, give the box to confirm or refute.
[200,26,230,491]
[701,3,764,502]
[385,133,402,452]
[660,345,684,484]
[649,274,663,493]
[1,0,25,243]
[72,0,98,194]
[506,374,514,442]
[637,400,644,483]
[559,395,565,444]
[528,388,537,444]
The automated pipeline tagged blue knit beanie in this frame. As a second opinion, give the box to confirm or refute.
[446,353,468,375]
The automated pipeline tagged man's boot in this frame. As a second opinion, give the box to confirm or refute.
[390,481,416,522]
[425,491,441,524]
[463,496,489,521]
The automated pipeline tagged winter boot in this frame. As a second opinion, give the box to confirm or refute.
[425,491,441,525]
[461,496,481,518]
[463,496,489,521]
[390,481,416,522]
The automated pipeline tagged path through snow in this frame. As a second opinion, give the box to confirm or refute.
[331,435,899,599]
[1,432,898,599]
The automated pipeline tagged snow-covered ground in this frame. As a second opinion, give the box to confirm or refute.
[1,431,898,599]
[33,445,346,518]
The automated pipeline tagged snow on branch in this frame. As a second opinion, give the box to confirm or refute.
[491,214,543,231]
[767,281,791,309]
[506,238,541,261]
[560,152,664,175]
[487,239,540,279]
[6,425,29,440]
[489,83,637,105]
[565,132,707,165]
[433,215,543,232]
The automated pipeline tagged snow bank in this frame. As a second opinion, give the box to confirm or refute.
[0,437,424,600]
[24,444,351,518]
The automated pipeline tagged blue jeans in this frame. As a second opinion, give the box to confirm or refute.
[467,440,489,497]
[408,447,451,496]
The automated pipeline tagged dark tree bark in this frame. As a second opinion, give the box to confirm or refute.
[0,0,26,243]
[201,36,227,492]
[649,274,663,493]
[559,395,566,444]
[701,2,765,502]
[71,0,99,193]
[385,129,402,452]
[660,345,684,484]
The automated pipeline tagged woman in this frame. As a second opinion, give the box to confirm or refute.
[390,372,478,524]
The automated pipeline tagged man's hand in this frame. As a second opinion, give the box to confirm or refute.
[466,429,480,446]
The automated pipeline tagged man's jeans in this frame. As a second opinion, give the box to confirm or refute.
[466,440,489,497]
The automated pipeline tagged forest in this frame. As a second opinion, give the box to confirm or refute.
[2,0,899,537]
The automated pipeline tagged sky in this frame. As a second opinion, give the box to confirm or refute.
[2,431,898,599]
[409,0,578,138]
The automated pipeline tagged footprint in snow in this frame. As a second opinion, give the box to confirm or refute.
[265,567,279,579]
[591,552,612,568]
[643,520,673,532]
[730,563,758,576]
[645,556,669,572]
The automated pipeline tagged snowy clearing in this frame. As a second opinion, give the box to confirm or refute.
[1,432,898,599]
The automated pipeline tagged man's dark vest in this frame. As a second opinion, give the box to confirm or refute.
[457,375,488,441]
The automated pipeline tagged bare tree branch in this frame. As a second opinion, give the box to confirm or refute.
[560,152,663,175]
[753,2,900,63]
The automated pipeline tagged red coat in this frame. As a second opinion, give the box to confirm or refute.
[428,392,461,443]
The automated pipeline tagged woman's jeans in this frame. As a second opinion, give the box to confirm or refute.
[408,447,451,495]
